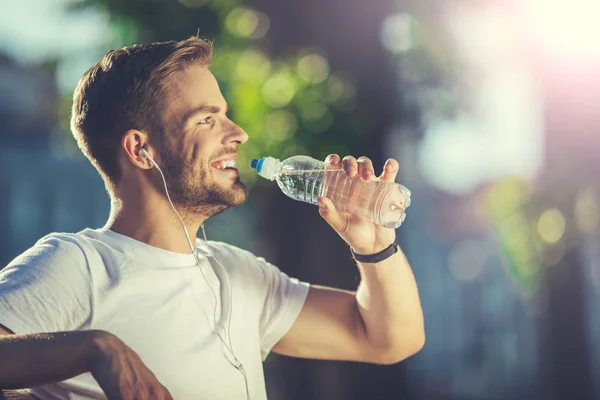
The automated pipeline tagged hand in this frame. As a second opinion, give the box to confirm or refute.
[318,154,398,255]
[89,331,173,400]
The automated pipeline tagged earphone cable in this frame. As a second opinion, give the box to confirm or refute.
[200,224,239,359]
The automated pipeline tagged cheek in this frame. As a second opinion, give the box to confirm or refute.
[188,138,213,163]
[189,147,212,178]
[190,142,200,164]
[188,142,210,167]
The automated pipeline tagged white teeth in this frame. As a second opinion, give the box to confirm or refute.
[215,159,236,169]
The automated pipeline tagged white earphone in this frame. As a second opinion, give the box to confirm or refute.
[139,148,159,169]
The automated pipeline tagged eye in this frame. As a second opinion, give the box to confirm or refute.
[198,116,212,125]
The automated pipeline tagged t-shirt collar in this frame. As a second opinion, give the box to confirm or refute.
[83,228,209,267]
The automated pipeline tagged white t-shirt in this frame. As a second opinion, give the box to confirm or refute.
[0,228,309,399]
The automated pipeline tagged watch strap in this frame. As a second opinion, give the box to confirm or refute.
[351,243,399,264]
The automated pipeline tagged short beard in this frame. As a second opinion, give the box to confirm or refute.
[157,145,248,218]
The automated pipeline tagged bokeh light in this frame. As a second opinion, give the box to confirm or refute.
[319,75,344,103]
[296,53,330,84]
[417,72,542,195]
[380,13,416,54]
[225,7,270,39]
[266,110,297,141]
[299,102,328,123]
[261,73,296,107]
[235,49,272,81]
[484,179,532,216]
[537,208,566,244]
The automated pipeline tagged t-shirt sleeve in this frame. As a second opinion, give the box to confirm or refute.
[254,257,309,360]
[0,236,93,335]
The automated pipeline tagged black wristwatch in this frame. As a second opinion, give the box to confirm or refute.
[351,243,399,264]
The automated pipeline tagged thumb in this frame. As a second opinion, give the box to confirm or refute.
[318,196,348,233]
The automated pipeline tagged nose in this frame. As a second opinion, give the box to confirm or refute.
[223,120,249,145]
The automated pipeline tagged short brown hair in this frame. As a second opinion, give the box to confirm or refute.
[70,37,213,192]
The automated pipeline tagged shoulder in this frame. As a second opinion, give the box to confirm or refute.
[36,231,94,251]
[33,230,100,262]
[18,232,88,260]
[4,231,96,277]
[0,232,97,333]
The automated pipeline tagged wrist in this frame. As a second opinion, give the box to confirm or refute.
[87,330,113,372]
[350,237,396,256]
[351,243,399,264]
[351,243,390,255]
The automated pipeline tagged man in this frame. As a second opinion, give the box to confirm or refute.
[0,37,424,399]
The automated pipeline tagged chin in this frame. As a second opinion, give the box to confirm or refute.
[230,183,249,206]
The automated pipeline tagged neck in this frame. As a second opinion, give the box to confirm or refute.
[104,193,207,255]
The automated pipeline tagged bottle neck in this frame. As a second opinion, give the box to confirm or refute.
[257,157,282,181]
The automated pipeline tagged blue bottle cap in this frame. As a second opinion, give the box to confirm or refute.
[250,158,265,173]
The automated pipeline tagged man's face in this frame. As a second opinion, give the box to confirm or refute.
[156,65,249,217]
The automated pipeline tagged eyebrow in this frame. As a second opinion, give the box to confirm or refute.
[182,104,229,125]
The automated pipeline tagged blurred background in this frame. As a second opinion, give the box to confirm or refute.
[1,0,600,399]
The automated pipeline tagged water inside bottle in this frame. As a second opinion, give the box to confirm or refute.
[277,167,411,228]
[277,169,326,204]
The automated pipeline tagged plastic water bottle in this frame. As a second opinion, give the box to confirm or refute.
[251,155,411,229]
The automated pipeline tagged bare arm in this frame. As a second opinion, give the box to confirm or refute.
[273,248,424,364]
[0,325,100,389]
[354,247,424,363]
[0,326,172,399]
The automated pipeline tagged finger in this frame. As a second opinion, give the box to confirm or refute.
[158,383,173,400]
[318,196,349,233]
[379,158,399,182]
[341,156,358,178]
[158,386,174,400]
[138,385,151,400]
[324,154,342,169]
[356,157,375,181]
[146,379,170,400]
[120,386,133,400]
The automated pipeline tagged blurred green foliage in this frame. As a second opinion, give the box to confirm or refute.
[483,178,541,293]
[65,0,362,187]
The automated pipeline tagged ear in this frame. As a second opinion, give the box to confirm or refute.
[121,129,154,170]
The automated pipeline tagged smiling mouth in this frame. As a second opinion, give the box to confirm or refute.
[210,159,240,179]
[211,159,237,170]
